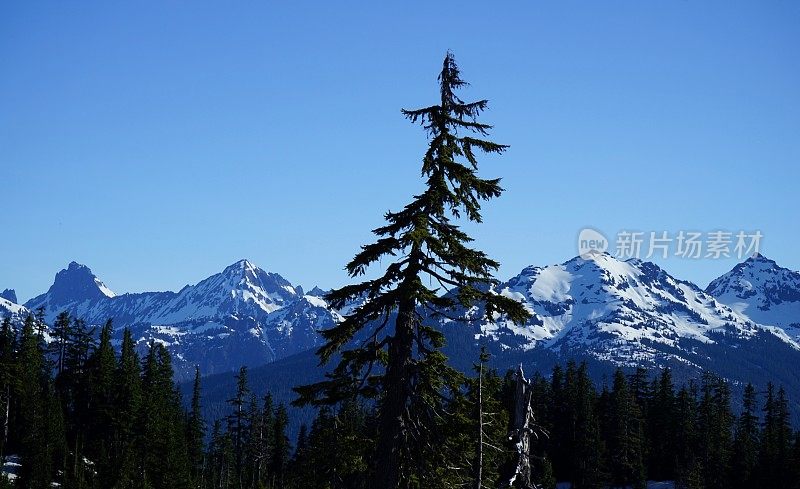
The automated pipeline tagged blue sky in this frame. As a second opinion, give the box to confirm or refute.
[2,1,798,302]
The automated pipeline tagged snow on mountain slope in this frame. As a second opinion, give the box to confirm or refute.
[150,259,300,323]
[23,260,339,380]
[14,252,800,383]
[0,296,26,318]
[0,288,28,321]
[0,295,55,342]
[707,253,800,340]
[468,252,791,367]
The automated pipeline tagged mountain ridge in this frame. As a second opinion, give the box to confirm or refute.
[19,259,339,380]
[4,253,799,385]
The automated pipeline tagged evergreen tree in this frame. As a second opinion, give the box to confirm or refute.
[791,431,800,489]
[439,348,509,488]
[260,393,275,487]
[548,364,568,480]
[294,424,308,462]
[526,372,555,489]
[758,383,793,488]
[0,316,15,461]
[50,311,71,375]
[604,369,645,489]
[88,319,117,485]
[270,403,290,488]
[113,327,142,487]
[674,383,700,489]
[546,362,605,488]
[289,423,310,488]
[46,386,67,489]
[54,316,97,487]
[696,372,733,489]
[646,368,676,481]
[569,363,605,489]
[15,314,54,488]
[243,393,262,488]
[208,419,235,489]
[289,402,370,489]
[675,459,704,489]
[730,383,759,489]
[774,387,793,488]
[226,366,250,487]
[628,367,652,413]
[187,366,206,486]
[294,52,529,488]
[469,348,508,489]
[139,342,190,488]
[535,457,557,489]
[293,407,334,488]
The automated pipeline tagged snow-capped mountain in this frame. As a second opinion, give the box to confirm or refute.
[22,260,340,380]
[9,252,800,392]
[450,252,797,370]
[707,253,800,340]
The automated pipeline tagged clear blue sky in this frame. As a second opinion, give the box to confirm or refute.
[2,1,798,302]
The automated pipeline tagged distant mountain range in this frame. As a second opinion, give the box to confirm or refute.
[2,253,799,390]
[449,252,798,370]
[3,259,339,379]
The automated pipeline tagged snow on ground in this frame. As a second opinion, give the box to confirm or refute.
[1,455,20,481]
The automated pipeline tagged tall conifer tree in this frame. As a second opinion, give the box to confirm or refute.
[227,366,250,486]
[88,319,117,485]
[16,315,54,488]
[730,383,759,489]
[187,366,206,486]
[605,369,645,489]
[295,52,528,488]
[113,327,142,486]
[0,316,15,461]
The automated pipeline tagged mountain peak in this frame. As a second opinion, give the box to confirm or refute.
[0,289,16,304]
[28,262,115,308]
[744,252,777,266]
[230,258,255,269]
[222,259,260,276]
[157,258,302,318]
[707,254,800,333]
[308,286,328,297]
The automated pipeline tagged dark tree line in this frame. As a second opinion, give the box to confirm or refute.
[0,311,191,488]
[0,311,298,489]
[291,359,800,489]
[522,363,800,489]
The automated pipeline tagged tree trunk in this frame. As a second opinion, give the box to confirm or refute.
[475,359,484,489]
[371,298,415,489]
